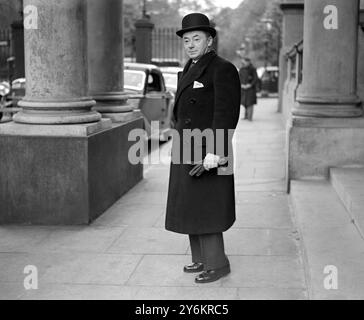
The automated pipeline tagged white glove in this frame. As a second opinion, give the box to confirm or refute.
[203,153,221,170]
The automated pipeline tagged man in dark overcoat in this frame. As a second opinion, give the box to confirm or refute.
[165,13,241,283]
[239,57,258,121]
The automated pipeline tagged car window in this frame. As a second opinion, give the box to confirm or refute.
[124,70,146,91]
[147,72,162,92]
[162,73,178,89]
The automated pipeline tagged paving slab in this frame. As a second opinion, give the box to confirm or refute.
[222,256,306,289]
[131,286,239,300]
[19,284,140,300]
[330,167,364,236]
[237,287,307,300]
[0,252,142,286]
[0,226,53,253]
[291,180,364,299]
[224,228,298,256]
[35,226,126,253]
[0,282,25,300]
[127,255,222,288]
[0,98,309,299]
[93,203,165,228]
[107,227,189,255]
[234,203,293,229]
[234,179,287,192]
[113,191,168,206]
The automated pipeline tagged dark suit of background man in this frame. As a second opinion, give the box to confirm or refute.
[239,57,258,121]
[165,13,241,284]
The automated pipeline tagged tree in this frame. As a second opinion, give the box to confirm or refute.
[244,0,283,67]
[213,0,270,65]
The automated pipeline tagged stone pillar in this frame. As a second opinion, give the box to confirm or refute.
[10,20,25,79]
[135,17,154,64]
[293,0,362,117]
[0,0,144,225]
[278,0,304,113]
[87,0,134,122]
[13,0,101,124]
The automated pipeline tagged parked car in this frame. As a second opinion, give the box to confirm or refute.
[124,62,175,141]
[2,64,176,142]
[151,58,182,68]
[256,66,279,96]
[159,66,183,94]
[0,78,25,108]
[9,77,26,107]
[0,81,11,121]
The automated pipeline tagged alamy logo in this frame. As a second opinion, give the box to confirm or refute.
[323,265,338,290]
[24,5,38,30]
[323,5,338,30]
[23,265,38,290]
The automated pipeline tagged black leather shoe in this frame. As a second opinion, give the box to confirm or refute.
[195,265,230,283]
[183,262,204,273]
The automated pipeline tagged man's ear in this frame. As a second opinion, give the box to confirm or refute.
[208,36,213,47]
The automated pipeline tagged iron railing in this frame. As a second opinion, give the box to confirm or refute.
[152,27,185,66]
[0,28,12,81]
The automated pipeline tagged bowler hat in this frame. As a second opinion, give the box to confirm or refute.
[176,13,216,38]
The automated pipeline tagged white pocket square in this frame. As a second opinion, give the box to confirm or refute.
[193,81,204,89]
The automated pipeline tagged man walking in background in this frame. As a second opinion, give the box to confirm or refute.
[239,57,258,121]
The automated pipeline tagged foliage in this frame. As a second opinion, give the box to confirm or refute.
[245,0,283,67]
[0,0,283,68]
[125,0,282,67]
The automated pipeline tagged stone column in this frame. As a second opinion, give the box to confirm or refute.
[13,0,101,124]
[87,0,134,122]
[293,0,362,117]
[278,0,304,113]
[135,17,154,64]
[10,21,25,79]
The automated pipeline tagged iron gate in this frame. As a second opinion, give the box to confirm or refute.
[152,27,185,66]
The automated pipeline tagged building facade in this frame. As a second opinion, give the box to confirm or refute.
[0,0,143,224]
[280,0,364,181]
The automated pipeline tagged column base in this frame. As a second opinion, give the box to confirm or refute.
[0,118,112,136]
[287,116,364,181]
[91,92,137,122]
[0,117,144,225]
[293,102,363,118]
[15,98,101,124]
[13,110,102,124]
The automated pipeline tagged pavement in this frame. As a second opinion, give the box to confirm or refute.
[0,98,309,300]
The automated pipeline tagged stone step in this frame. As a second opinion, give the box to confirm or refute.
[290,180,364,299]
[330,167,364,237]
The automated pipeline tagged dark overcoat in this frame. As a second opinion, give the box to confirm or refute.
[239,64,258,107]
[165,51,241,235]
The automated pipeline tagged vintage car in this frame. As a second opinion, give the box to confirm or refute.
[124,62,175,141]
[256,66,279,96]
[0,81,15,121]
[1,63,176,141]
[159,66,183,95]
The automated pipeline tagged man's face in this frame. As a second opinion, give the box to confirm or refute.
[183,30,213,61]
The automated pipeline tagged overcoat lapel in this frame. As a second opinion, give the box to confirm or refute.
[174,51,217,111]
